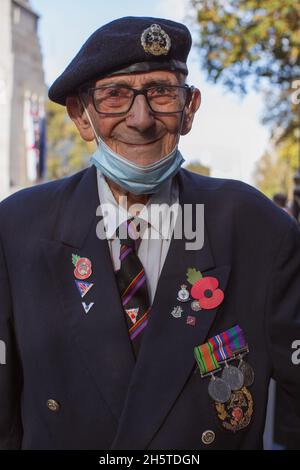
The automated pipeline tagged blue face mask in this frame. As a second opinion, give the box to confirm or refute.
[91,136,185,195]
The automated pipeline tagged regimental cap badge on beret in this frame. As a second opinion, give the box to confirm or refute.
[141,24,171,56]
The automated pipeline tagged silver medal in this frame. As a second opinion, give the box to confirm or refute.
[221,364,244,391]
[208,375,231,403]
[238,360,255,387]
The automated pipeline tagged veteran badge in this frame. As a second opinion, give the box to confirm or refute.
[186,315,196,326]
[75,280,94,298]
[177,284,190,302]
[72,254,92,280]
[141,24,171,56]
[82,302,94,314]
[215,386,253,432]
[125,307,139,324]
[171,306,183,318]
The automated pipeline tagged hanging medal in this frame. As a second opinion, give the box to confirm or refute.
[221,360,244,391]
[237,353,255,387]
[208,374,231,403]
[194,342,231,403]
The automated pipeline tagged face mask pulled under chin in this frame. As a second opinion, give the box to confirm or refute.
[81,102,185,195]
[91,135,185,195]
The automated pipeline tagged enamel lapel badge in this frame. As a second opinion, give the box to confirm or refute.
[72,254,95,314]
[72,254,92,280]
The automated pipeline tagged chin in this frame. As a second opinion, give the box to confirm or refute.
[121,147,165,166]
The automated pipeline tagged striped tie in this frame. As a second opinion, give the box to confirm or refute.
[115,219,150,357]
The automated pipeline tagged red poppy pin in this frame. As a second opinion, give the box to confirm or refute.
[72,254,92,280]
[186,267,224,310]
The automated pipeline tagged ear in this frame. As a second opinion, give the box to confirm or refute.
[66,96,95,142]
[180,88,201,136]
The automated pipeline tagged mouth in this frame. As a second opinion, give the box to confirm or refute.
[118,137,162,147]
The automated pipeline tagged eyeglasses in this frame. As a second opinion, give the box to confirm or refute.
[81,84,193,115]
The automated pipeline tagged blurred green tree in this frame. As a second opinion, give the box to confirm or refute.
[185,161,210,176]
[192,0,300,194]
[46,100,95,179]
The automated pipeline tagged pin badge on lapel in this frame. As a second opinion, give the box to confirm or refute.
[72,254,92,280]
[75,280,94,298]
[72,254,95,314]
[82,302,94,314]
[187,268,224,310]
[194,325,255,433]
[171,306,183,318]
[186,315,196,326]
[177,284,190,302]
[171,267,224,324]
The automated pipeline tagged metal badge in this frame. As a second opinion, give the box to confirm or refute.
[208,375,231,403]
[82,302,94,314]
[171,306,183,318]
[221,363,244,391]
[201,430,215,445]
[215,387,253,432]
[125,307,139,324]
[177,284,190,302]
[186,315,196,326]
[238,360,255,387]
[72,254,92,280]
[75,280,94,298]
[141,24,171,56]
[191,300,201,311]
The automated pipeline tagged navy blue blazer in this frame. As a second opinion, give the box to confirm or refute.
[0,166,299,450]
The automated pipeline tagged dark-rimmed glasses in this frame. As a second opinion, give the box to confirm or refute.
[80,84,193,115]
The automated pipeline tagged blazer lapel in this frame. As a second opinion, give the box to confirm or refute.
[40,166,135,422]
[111,170,232,449]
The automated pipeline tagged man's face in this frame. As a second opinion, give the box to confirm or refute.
[78,70,200,166]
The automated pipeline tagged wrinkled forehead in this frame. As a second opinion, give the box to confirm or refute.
[93,70,183,88]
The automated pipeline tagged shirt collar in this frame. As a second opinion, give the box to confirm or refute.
[96,169,179,240]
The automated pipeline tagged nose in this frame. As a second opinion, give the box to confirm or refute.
[125,94,155,132]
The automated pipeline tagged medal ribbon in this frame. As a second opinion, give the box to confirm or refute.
[194,342,220,375]
[195,325,248,374]
[225,324,247,353]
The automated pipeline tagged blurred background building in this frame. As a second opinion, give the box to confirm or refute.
[0,0,46,201]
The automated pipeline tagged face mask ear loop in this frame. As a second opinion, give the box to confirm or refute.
[78,96,100,145]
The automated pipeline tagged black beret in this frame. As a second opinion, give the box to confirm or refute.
[48,16,192,105]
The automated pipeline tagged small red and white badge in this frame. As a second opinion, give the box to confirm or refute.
[186,315,196,326]
[125,307,140,324]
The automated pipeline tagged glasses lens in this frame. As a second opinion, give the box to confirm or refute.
[93,86,133,113]
[146,86,187,113]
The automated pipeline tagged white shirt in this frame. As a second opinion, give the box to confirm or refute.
[96,169,179,304]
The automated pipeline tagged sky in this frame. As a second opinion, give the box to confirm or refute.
[30,0,270,185]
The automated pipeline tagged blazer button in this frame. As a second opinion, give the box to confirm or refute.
[47,399,60,412]
[201,430,215,445]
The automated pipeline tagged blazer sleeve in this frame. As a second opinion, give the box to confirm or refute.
[0,232,23,449]
[265,218,300,430]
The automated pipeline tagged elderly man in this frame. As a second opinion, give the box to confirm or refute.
[0,16,299,450]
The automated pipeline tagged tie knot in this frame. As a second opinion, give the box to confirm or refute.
[117,218,139,250]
